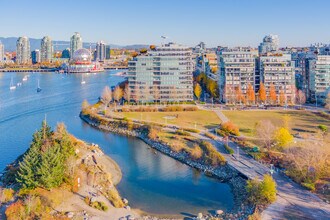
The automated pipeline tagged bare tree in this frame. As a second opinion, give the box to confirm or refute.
[153,86,160,104]
[143,85,150,104]
[255,120,276,150]
[133,85,140,105]
[113,86,123,103]
[101,86,112,106]
[296,90,306,106]
[171,86,177,103]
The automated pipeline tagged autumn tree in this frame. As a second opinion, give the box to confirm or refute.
[279,90,286,106]
[153,86,160,104]
[246,174,277,206]
[101,86,112,106]
[81,99,90,111]
[269,84,277,105]
[206,79,219,98]
[143,86,150,103]
[133,86,140,105]
[246,84,255,105]
[258,82,267,104]
[325,93,330,110]
[274,127,293,148]
[255,120,276,150]
[113,86,123,103]
[194,83,202,101]
[196,72,207,88]
[124,84,131,104]
[235,86,244,104]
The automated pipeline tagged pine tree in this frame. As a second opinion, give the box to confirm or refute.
[37,143,65,190]
[54,123,75,159]
[16,144,40,189]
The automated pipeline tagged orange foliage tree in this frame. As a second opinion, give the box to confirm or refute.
[258,82,267,104]
[246,84,255,105]
[269,84,277,104]
[279,90,286,106]
[235,86,244,104]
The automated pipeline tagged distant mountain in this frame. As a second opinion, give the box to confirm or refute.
[0,37,148,51]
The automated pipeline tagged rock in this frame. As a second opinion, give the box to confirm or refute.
[122,198,128,204]
[66,212,74,218]
[216,209,224,215]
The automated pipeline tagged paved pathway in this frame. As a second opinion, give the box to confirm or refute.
[195,131,330,220]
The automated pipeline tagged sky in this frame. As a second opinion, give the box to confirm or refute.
[0,0,329,47]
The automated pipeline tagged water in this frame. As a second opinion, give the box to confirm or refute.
[0,71,234,216]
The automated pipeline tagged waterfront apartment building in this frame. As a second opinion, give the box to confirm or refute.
[258,34,279,55]
[41,36,53,62]
[259,53,295,104]
[0,41,4,61]
[127,42,194,103]
[95,41,106,61]
[218,48,258,103]
[70,32,83,58]
[31,49,41,64]
[308,55,330,104]
[16,36,31,64]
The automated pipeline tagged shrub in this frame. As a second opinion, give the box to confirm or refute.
[107,188,124,208]
[1,188,15,203]
[183,128,200,133]
[302,182,316,191]
[246,174,277,206]
[176,130,190,136]
[205,132,216,140]
[224,144,234,154]
[190,144,203,159]
[5,201,26,220]
[147,126,159,140]
[221,121,240,136]
[200,141,226,166]
[318,124,328,133]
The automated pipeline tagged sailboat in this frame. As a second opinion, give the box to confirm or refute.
[10,77,16,90]
[81,74,86,84]
[22,75,28,81]
[37,79,42,92]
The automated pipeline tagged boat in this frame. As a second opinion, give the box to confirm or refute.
[17,82,22,87]
[22,75,28,81]
[9,77,16,90]
[81,74,86,84]
[37,79,42,92]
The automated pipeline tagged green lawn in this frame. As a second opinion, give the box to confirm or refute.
[117,110,221,130]
[222,110,330,136]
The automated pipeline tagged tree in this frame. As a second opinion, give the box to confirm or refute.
[235,86,244,104]
[269,84,277,105]
[143,86,150,103]
[81,99,90,111]
[255,120,276,150]
[194,83,202,101]
[246,174,276,206]
[54,123,75,159]
[279,90,286,106]
[221,121,240,136]
[113,86,123,103]
[153,86,160,104]
[196,72,207,88]
[274,127,293,148]
[296,90,306,106]
[133,86,140,104]
[37,143,65,190]
[171,86,177,103]
[124,84,131,104]
[258,82,267,104]
[148,126,159,140]
[325,93,330,110]
[206,79,218,98]
[247,84,255,105]
[190,144,203,159]
[101,86,112,106]
[211,66,218,74]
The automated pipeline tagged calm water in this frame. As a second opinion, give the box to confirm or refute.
[0,71,234,216]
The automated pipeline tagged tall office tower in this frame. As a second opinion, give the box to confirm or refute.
[127,42,194,103]
[95,41,106,61]
[218,48,258,103]
[258,34,279,55]
[70,32,83,59]
[16,36,31,64]
[259,53,296,104]
[308,55,330,104]
[0,41,4,61]
[41,36,53,62]
[105,45,111,60]
[31,49,41,64]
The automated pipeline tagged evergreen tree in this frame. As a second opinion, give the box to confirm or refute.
[16,144,40,189]
[54,123,75,159]
[37,143,65,190]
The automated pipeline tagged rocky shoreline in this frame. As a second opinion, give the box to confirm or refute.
[80,113,255,219]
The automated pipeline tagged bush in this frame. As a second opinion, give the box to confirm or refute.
[221,121,240,136]
[183,128,200,133]
[200,141,226,166]
[246,174,276,206]
[1,188,15,203]
[224,144,234,154]
[190,144,203,159]
[302,182,316,191]
[205,132,216,140]
[147,126,159,140]
[176,130,190,136]
[107,188,124,208]
[318,124,328,133]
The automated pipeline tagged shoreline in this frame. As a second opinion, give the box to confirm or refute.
[80,113,255,219]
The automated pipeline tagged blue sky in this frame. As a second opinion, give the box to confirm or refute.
[0,0,329,47]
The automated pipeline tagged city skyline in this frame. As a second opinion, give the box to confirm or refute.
[1,0,330,47]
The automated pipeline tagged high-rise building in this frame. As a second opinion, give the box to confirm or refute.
[259,53,295,104]
[0,41,4,61]
[31,49,41,64]
[41,36,53,62]
[105,45,111,60]
[70,32,83,58]
[127,42,193,103]
[95,41,106,61]
[258,34,279,55]
[308,55,330,104]
[16,36,31,64]
[218,48,258,103]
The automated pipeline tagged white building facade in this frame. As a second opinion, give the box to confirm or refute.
[70,32,83,59]
[16,36,31,64]
[41,36,53,62]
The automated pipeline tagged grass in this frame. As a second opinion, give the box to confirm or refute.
[222,110,330,136]
[117,110,221,130]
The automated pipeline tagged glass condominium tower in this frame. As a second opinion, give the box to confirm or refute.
[41,36,53,62]
[16,36,31,64]
[70,32,83,59]
[127,42,193,103]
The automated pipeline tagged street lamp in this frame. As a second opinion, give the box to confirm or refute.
[270,164,274,176]
[236,146,239,161]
